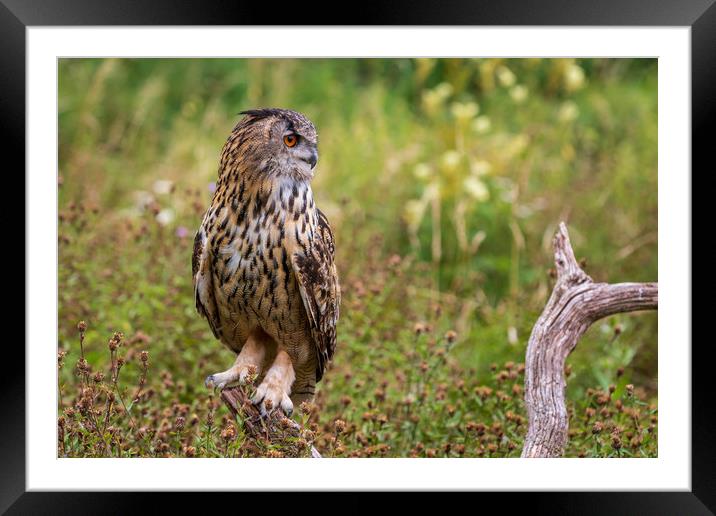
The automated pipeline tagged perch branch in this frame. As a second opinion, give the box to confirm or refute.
[521,222,657,458]
[220,387,322,458]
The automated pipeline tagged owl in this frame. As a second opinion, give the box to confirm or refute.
[192,108,340,416]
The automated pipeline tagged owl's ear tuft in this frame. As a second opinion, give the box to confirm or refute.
[239,108,284,121]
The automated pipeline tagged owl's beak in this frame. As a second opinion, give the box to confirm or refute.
[308,147,318,170]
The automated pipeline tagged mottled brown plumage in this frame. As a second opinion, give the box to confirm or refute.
[193,108,340,415]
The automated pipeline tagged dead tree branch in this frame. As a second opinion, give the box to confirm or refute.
[220,386,322,458]
[521,222,658,458]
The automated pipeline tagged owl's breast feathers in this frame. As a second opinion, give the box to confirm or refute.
[192,180,340,382]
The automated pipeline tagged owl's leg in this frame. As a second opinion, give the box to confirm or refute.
[251,348,295,417]
[205,334,266,390]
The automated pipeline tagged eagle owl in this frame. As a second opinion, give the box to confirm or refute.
[192,108,340,416]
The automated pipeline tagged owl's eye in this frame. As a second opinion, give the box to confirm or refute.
[283,134,298,148]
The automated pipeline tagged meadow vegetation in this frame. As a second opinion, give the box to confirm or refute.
[58,58,658,457]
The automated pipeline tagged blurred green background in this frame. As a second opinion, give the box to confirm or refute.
[58,58,657,457]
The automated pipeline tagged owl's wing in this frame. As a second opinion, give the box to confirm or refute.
[291,209,341,381]
[192,227,222,340]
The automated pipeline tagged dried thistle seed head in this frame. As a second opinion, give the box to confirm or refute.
[93,372,104,383]
[220,424,236,441]
[445,330,458,343]
[592,421,604,434]
[174,416,185,431]
[77,321,87,333]
[611,435,622,450]
[140,350,149,362]
[334,419,346,434]
[299,401,315,416]
[625,384,635,397]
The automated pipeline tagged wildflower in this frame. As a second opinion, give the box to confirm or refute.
[496,66,516,87]
[464,176,489,202]
[592,421,604,434]
[220,423,236,441]
[509,85,528,103]
[140,350,149,362]
[440,150,462,174]
[174,416,185,431]
[152,179,174,195]
[611,435,622,451]
[413,322,427,335]
[434,82,453,100]
[413,163,432,180]
[93,372,104,383]
[175,226,189,239]
[403,199,428,232]
[156,208,175,226]
[133,190,155,211]
[626,384,635,397]
[564,63,586,91]
[450,101,479,123]
[334,419,346,434]
[472,115,491,134]
[596,393,610,405]
[77,321,87,333]
[558,101,579,122]
[470,159,491,177]
[421,83,453,115]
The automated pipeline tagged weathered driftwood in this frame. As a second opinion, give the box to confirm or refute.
[521,223,658,458]
[220,386,322,458]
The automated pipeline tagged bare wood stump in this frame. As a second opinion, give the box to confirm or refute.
[220,386,322,458]
[521,223,658,458]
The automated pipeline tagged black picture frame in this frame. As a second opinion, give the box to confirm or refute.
[5,0,709,512]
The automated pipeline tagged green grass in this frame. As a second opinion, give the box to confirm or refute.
[57,58,657,458]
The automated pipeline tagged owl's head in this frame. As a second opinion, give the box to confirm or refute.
[228,108,319,182]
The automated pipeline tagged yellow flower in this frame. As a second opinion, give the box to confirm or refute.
[440,150,462,173]
[558,101,579,122]
[404,199,427,230]
[472,115,491,134]
[413,163,433,180]
[434,82,454,100]
[565,63,586,91]
[510,84,528,103]
[463,176,489,202]
[496,65,516,87]
[450,101,479,123]
[470,159,492,176]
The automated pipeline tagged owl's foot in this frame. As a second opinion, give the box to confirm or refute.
[204,364,256,391]
[204,337,265,391]
[251,349,295,417]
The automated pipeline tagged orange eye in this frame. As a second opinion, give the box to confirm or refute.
[283,134,298,147]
